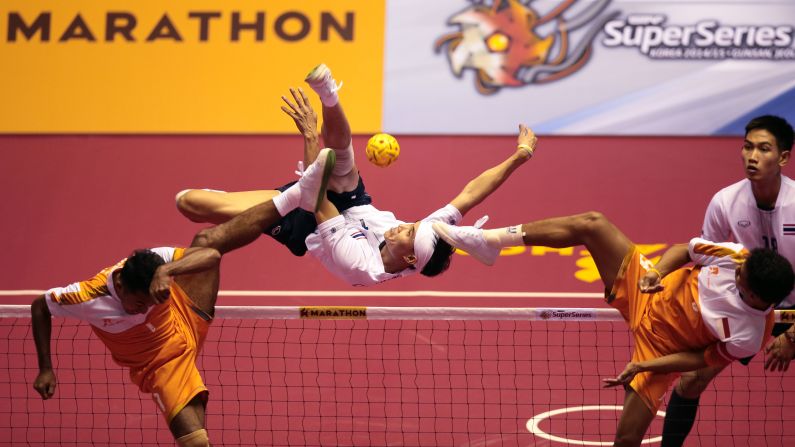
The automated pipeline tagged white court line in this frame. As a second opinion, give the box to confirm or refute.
[0,289,603,298]
[527,405,666,445]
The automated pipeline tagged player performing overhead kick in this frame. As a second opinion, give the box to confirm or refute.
[176,64,537,286]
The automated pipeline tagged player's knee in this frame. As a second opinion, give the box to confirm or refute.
[176,190,202,222]
[573,211,609,234]
[191,228,216,249]
[176,428,209,447]
[676,373,713,398]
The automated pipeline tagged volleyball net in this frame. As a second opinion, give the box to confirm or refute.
[1,305,793,446]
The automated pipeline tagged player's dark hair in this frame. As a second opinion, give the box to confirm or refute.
[420,237,455,277]
[746,115,794,152]
[745,248,795,306]
[119,249,165,294]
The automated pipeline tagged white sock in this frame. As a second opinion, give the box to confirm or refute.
[332,144,354,176]
[483,225,525,248]
[320,92,339,107]
[271,184,300,216]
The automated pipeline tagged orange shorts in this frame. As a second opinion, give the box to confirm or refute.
[606,246,674,414]
[115,284,211,423]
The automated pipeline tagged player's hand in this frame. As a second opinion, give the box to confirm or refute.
[764,333,795,372]
[515,124,537,160]
[149,267,172,304]
[281,87,318,138]
[602,362,641,388]
[33,369,57,399]
[638,270,664,293]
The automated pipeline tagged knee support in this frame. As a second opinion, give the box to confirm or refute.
[176,428,209,447]
[332,143,355,176]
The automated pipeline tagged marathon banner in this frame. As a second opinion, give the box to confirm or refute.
[0,1,385,133]
[3,1,794,135]
[383,0,795,135]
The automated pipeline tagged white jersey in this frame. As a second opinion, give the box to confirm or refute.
[45,247,176,333]
[305,204,462,286]
[702,176,795,307]
[690,239,774,361]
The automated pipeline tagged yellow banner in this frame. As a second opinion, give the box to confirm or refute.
[1,1,384,133]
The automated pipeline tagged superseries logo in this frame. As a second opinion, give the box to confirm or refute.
[437,0,795,94]
[603,15,795,60]
[539,309,595,320]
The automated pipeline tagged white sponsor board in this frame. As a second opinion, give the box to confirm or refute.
[384,0,795,135]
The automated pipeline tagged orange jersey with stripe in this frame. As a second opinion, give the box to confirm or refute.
[45,247,210,422]
[45,247,180,333]
[636,239,773,365]
[608,239,774,412]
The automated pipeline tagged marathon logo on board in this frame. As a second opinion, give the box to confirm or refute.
[603,15,795,60]
[539,309,595,320]
[5,10,354,43]
[300,306,367,320]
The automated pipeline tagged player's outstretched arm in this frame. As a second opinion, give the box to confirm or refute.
[637,243,691,293]
[449,124,536,217]
[149,247,222,303]
[31,295,57,400]
[281,87,321,166]
[603,350,709,387]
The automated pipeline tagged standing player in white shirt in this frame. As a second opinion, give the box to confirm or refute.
[178,64,537,286]
[660,115,795,446]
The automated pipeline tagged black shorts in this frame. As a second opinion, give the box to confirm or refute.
[264,177,372,256]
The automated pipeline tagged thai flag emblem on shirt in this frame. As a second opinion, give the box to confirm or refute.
[784,224,795,235]
[351,231,366,240]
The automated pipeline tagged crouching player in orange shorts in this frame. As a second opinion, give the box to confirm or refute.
[28,110,335,446]
[433,212,795,446]
[31,245,222,447]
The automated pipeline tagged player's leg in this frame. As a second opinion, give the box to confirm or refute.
[174,262,221,318]
[435,211,632,291]
[519,212,632,291]
[191,149,335,255]
[614,388,656,447]
[170,394,210,446]
[660,364,726,447]
[176,189,280,224]
[305,64,359,193]
[190,200,283,255]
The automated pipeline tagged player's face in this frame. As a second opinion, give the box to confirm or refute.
[735,263,771,311]
[742,129,789,182]
[119,290,156,315]
[384,221,420,264]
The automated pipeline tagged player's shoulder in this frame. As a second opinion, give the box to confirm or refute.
[709,179,753,208]
[689,237,746,256]
[147,246,180,263]
[424,204,462,224]
[764,175,795,209]
[779,175,795,197]
[713,178,751,199]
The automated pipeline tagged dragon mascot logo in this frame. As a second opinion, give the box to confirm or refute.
[435,0,618,94]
